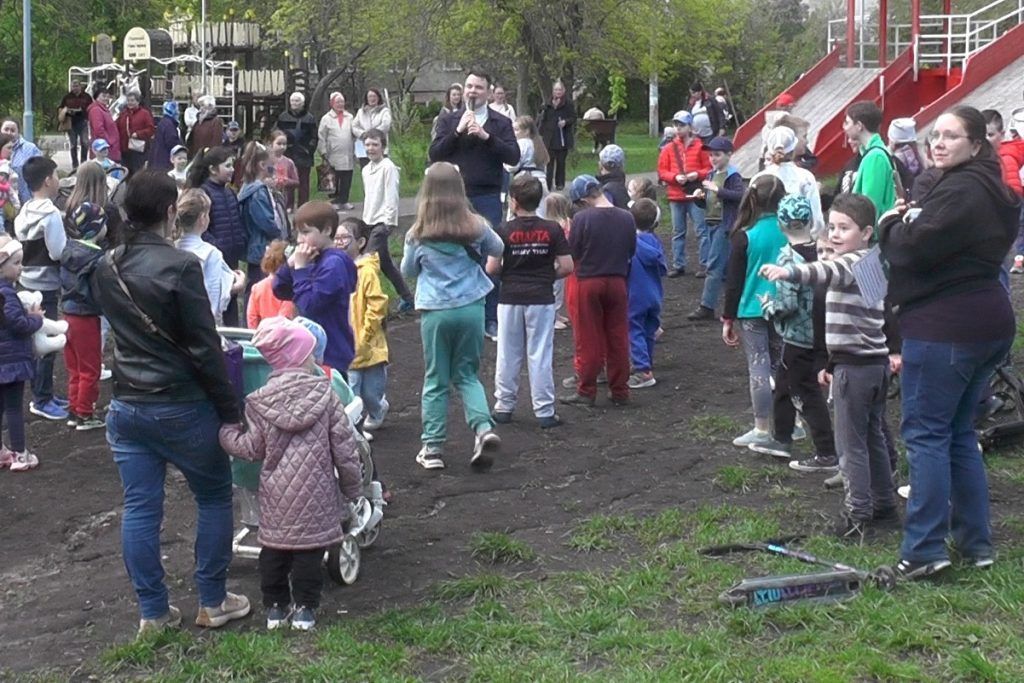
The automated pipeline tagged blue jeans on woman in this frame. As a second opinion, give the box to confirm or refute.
[108,399,234,619]
[899,337,1012,564]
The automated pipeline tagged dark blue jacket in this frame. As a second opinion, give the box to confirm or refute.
[60,238,105,316]
[239,182,280,264]
[428,109,520,197]
[201,179,247,265]
[273,248,358,371]
[150,116,182,171]
[713,165,746,231]
[628,232,667,316]
[0,279,43,384]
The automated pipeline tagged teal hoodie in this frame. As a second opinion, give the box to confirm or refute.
[737,213,788,319]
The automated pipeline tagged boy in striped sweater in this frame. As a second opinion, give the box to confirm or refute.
[760,193,900,540]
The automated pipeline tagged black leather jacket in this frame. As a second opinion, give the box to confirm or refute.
[90,231,241,422]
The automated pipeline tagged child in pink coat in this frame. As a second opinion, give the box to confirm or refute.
[219,318,362,632]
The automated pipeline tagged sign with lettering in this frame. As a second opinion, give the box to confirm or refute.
[123,27,151,62]
[93,34,114,64]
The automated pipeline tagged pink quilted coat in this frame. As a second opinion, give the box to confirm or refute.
[219,369,363,550]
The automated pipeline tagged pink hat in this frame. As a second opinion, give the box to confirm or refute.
[252,317,317,371]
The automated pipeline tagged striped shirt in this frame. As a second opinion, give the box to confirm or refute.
[787,249,890,364]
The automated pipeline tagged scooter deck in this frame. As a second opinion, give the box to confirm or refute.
[720,569,865,608]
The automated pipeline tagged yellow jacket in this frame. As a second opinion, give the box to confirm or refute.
[349,252,389,369]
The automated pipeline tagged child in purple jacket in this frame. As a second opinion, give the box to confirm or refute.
[272,201,358,373]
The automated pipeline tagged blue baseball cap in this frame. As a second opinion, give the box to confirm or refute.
[569,174,601,203]
[91,138,110,152]
[672,110,693,125]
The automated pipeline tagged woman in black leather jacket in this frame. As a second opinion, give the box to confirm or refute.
[90,169,251,634]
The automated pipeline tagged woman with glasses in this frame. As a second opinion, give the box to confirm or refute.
[878,105,1022,580]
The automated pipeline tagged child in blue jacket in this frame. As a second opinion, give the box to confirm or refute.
[238,142,282,309]
[627,199,667,388]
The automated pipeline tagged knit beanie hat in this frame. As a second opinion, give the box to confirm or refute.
[766,126,798,155]
[71,202,107,240]
[598,144,625,169]
[252,317,316,371]
[163,100,180,120]
[888,117,917,144]
[777,194,812,230]
[293,316,328,364]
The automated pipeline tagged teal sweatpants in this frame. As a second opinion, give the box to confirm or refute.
[420,299,493,446]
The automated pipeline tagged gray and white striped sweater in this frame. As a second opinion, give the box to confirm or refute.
[787,249,895,366]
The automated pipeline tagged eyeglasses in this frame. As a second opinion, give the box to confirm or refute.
[334,234,353,245]
[927,131,969,144]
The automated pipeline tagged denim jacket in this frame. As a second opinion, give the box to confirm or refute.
[400,222,504,311]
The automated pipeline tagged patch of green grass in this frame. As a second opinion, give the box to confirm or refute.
[567,514,636,551]
[713,464,788,493]
[469,531,537,564]
[99,502,1024,682]
[688,413,746,441]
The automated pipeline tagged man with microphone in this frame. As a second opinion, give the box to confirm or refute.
[429,70,521,340]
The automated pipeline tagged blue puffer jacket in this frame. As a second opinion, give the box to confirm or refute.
[239,181,281,265]
[0,279,43,384]
[201,179,247,266]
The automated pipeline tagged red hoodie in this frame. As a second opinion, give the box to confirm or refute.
[998,138,1024,197]
[658,136,712,202]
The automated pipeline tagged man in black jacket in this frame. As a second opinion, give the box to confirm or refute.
[59,80,92,169]
[90,169,251,634]
[429,70,520,338]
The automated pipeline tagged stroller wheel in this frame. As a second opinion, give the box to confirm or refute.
[326,537,361,585]
[357,522,381,549]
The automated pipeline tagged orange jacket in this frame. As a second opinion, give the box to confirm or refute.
[657,136,712,202]
[998,139,1024,197]
[246,276,296,329]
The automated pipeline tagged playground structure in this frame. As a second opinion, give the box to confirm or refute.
[731,0,1024,177]
[66,15,300,134]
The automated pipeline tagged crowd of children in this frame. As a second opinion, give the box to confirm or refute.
[2,90,1024,634]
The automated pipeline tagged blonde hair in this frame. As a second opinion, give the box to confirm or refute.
[543,192,573,223]
[66,162,108,216]
[409,162,483,244]
[514,115,549,168]
[176,188,211,237]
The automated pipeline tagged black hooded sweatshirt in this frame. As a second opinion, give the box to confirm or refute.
[878,154,1021,342]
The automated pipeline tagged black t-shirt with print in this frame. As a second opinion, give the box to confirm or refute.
[496,215,571,305]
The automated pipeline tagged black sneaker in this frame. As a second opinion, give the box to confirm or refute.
[686,306,716,321]
[872,506,902,527]
[894,558,952,581]
[66,411,81,427]
[291,606,316,631]
[492,411,512,424]
[538,415,563,429]
[266,603,292,630]
[834,515,868,541]
[789,455,839,472]
[559,393,595,407]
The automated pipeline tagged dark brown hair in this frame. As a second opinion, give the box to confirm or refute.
[846,101,882,133]
[830,193,877,230]
[734,175,786,233]
[630,198,659,232]
[509,175,543,212]
[294,201,339,235]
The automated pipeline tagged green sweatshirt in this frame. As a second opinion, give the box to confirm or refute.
[852,133,896,217]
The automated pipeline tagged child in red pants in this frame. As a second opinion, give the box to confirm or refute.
[560,175,636,407]
[60,203,108,430]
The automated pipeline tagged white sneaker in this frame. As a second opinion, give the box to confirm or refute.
[416,446,445,470]
[897,485,911,500]
[9,451,39,472]
[472,430,501,466]
[100,365,112,381]
[732,428,771,448]
[363,398,389,431]
[195,592,251,628]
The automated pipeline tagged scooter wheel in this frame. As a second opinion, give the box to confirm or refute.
[870,565,897,591]
[326,537,361,585]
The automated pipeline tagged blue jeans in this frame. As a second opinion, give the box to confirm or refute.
[108,399,234,618]
[349,363,388,422]
[30,288,60,404]
[669,200,708,271]
[899,337,1013,563]
[469,193,502,327]
[699,221,731,311]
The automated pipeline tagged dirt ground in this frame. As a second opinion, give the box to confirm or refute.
[1,240,1022,680]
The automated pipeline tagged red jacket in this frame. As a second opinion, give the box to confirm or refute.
[87,101,120,162]
[116,105,155,157]
[998,139,1024,197]
[658,136,712,202]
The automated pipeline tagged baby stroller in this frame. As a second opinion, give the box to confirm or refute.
[977,357,1024,451]
[219,327,386,586]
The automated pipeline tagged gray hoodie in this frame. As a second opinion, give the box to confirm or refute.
[14,197,66,292]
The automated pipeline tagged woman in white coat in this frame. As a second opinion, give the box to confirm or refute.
[352,88,392,168]
[318,92,357,209]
